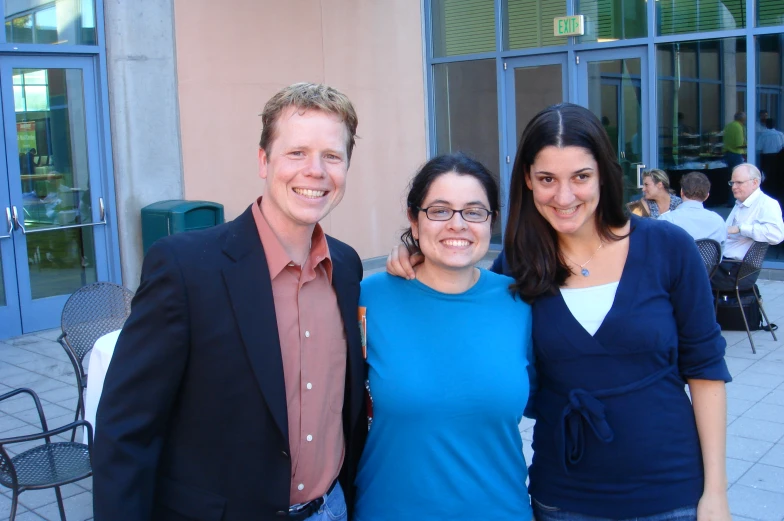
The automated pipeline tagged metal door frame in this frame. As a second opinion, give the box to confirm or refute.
[2,54,110,332]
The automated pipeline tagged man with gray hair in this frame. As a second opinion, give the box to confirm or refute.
[658,171,726,250]
[710,163,784,287]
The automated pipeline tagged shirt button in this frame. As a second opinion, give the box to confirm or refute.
[305,331,310,338]
[297,483,305,491]
[306,434,313,442]
[306,382,312,390]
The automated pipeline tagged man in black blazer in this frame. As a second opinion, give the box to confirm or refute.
[93,83,367,521]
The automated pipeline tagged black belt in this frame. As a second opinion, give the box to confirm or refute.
[286,479,339,521]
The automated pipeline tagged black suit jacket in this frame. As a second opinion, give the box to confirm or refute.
[93,206,367,521]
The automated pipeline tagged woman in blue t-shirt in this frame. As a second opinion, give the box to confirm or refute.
[387,104,731,521]
[354,153,535,521]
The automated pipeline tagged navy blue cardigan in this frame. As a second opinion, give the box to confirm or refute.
[492,216,730,518]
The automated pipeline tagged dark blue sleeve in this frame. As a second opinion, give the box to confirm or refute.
[489,250,507,275]
[667,227,732,382]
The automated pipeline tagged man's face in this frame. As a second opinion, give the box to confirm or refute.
[761,112,769,123]
[259,107,350,233]
[740,114,747,126]
[731,167,759,203]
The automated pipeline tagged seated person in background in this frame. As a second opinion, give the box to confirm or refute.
[711,163,784,288]
[627,169,682,218]
[757,119,784,156]
[659,172,727,251]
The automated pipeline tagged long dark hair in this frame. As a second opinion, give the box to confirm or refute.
[401,152,500,253]
[504,103,628,302]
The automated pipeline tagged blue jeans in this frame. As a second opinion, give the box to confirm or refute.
[304,481,348,521]
[532,498,697,521]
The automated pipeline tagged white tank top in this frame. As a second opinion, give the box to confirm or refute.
[560,281,620,336]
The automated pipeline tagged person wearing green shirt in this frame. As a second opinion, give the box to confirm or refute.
[723,111,747,206]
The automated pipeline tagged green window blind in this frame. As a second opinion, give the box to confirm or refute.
[658,0,745,36]
[507,0,568,49]
[438,0,495,57]
[757,0,784,27]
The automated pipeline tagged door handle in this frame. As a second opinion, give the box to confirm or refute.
[0,207,11,239]
[636,164,647,188]
[11,206,25,234]
[99,197,105,222]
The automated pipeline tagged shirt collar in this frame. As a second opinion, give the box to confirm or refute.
[251,197,332,281]
[678,200,704,210]
[738,188,762,208]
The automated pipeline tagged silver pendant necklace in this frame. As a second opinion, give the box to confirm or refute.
[563,241,604,277]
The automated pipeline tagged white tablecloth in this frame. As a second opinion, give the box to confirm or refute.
[83,329,121,443]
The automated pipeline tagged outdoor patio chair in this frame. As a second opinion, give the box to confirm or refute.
[712,241,777,354]
[695,238,721,278]
[57,281,134,440]
[0,388,93,521]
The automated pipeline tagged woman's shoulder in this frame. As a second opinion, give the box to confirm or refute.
[670,194,683,209]
[478,270,531,309]
[360,272,407,301]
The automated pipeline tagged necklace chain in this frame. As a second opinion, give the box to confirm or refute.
[563,241,604,277]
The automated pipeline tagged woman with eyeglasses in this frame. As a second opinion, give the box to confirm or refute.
[387,104,731,521]
[353,153,535,521]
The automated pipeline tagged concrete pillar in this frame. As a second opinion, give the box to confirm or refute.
[103,0,183,289]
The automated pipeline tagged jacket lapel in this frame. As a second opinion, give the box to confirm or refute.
[221,206,288,443]
[328,239,364,434]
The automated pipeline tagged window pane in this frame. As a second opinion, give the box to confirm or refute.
[657,0,746,36]
[658,37,746,210]
[433,60,501,240]
[758,0,784,27]
[577,0,646,43]
[506,0,567,50]
[5,0,97,45]
[431,0,495,58]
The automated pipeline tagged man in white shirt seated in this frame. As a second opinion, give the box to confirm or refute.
[757,119,784,155]
[658,171,727,251]
[710,163,784,288]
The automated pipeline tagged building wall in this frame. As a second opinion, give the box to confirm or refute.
[104,0,184,289]
[172,0,428,259]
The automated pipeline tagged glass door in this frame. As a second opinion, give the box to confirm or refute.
[504,54,569,230]
[576,47,649,202]
[0,133,21,336]
[3,55,110,333]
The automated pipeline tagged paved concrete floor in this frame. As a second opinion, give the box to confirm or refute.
[2,280,784,520]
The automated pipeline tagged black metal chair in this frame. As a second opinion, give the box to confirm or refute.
[0,388,93,521]
[695,238,722,278]
[712,241,777,354]
[57,282,134,440]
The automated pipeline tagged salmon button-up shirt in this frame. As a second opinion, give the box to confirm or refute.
[252,199,346,505]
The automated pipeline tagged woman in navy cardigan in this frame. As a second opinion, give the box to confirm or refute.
[388,104,731,521]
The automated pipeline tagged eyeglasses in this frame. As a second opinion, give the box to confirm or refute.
[728,179,754,187]
[416,206,492,223]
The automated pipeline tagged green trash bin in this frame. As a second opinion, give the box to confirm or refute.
[141,200,225,254]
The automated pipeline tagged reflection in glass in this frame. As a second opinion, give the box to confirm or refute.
[514,65,563,144]
[14,67,95,300]
[28,227,96,300]
[5,0,96,45]
[758,0,784,27]
[577,0,646,43]
[433,60,501,240]
[657,0,746,36]
[0,255,5,307]
[431,0,495,58]
[756,35,784,260]
[505,0,567,50]
[586,58,643,201]
[657,38,746,209]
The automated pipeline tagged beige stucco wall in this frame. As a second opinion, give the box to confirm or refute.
[173,0,428,259]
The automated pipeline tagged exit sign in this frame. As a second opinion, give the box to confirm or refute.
[554,15,585,37]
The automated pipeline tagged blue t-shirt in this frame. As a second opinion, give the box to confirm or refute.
[354,270,534,521]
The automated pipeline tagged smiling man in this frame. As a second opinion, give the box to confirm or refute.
[93,83,367,521]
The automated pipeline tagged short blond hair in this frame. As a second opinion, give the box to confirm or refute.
[259,82,358,162]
